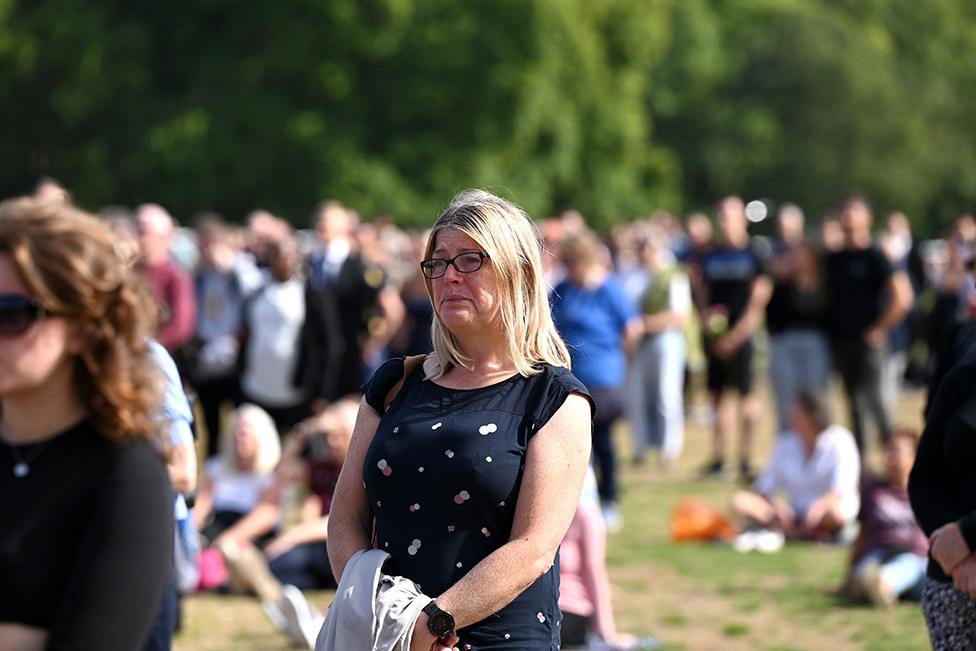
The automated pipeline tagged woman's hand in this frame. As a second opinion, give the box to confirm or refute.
[952,555,976,598]
[409,613,460,651]
[931,522,971,575]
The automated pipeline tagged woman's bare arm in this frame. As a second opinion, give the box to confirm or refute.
[326,398,382,581]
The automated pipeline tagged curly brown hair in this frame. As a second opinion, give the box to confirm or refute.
[0,197,163,442]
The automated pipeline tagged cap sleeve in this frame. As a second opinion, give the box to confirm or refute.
[529,366,595,438]
[362,357,406,415]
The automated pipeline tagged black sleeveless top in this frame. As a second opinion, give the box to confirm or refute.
[363,357,592,650]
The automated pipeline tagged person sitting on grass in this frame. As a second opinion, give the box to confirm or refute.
[731,390,860,549]
[213,398,358,648]
[842,428,927,607]
[193,403,281,546]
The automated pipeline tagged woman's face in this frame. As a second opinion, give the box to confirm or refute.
[233,414,259,470]
[429,228,500,335]
[0,254,77,399]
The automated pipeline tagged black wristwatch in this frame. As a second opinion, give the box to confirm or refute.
[422,600,456,638]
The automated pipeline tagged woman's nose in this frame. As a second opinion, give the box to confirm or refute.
[442,262,463,283]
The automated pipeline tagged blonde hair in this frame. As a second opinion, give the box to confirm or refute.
[220,403,281,476]
[423,189,571,378]
[0,197,162,442]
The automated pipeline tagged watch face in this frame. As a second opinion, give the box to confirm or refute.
[429,609,455,637]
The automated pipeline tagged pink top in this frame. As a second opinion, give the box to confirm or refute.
[558,500,615,638]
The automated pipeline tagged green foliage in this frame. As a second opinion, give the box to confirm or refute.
[0,1,974,234]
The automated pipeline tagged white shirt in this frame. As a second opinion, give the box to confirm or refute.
[205,458,275,515]
[241,278,307,407]
[753,425,861,519]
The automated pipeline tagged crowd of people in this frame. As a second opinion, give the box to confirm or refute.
[2,177,975,650]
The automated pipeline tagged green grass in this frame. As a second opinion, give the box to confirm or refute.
[175,383,931,651]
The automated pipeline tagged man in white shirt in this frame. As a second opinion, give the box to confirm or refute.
[732,390,860,541]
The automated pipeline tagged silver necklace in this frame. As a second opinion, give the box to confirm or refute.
[5,439,53,478]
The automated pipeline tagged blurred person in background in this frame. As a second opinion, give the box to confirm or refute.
[240,234,342,431]
[216,399,358,648]
[191,214,264,457]
[765,204,830,433]
[193,403,281,545]
[731,390,860,549]
[843,429,927,607]
[309,200,404,394]
[626,225,691,469]
[559,468,661,651]
[552,229,641,530]
[819,213,844,253]
[698,196,772,481]
[926,228,976,399]
[388,230,435,357]
[824,196,913,452]
[245,209,287,269]
[32,176,70,204]
[675,211,712,270]
[0,198,172,651]
[540,216,568,287]
[879,211,925,412]
[136,203,197,356]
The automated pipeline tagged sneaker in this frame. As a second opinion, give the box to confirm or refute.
[602,502,624,533]
[860,561,896,608]
[279,584,324,648]
[699,458,725,479]
[261,599,287,632]
[732,530,759,553]
[753,529,785,554]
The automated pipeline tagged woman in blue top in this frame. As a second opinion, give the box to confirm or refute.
[551,230,641,530]
[328,190,593,651]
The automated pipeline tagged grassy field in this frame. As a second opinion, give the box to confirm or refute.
[175,381,931,651]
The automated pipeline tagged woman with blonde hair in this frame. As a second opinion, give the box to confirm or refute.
[194,403,282,543]
[0,197,172,650]
[327,189,593,651]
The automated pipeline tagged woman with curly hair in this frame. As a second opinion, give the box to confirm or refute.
[0,197,172,651]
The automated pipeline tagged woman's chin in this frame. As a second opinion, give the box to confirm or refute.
[438,310,475,332]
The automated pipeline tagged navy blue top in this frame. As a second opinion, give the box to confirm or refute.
[701,243,767,325]
[550,277,636,390]
[363,357,592,650]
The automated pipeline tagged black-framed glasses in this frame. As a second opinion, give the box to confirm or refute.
[420,252,490,279]
[0,295,52,337]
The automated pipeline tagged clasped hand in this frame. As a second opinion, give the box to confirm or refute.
[930,523,976,597]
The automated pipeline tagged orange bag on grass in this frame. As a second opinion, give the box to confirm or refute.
[670,498,739,542]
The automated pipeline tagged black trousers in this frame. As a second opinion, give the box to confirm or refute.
[194,374,241,459]
[831,339,891,451]
[589,386,626,504]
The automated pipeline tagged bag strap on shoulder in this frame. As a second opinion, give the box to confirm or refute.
[383,354,425,411]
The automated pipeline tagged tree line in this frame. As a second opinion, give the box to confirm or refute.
[2,0,974,234]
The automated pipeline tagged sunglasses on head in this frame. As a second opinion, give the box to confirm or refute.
[0,295,52,337]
